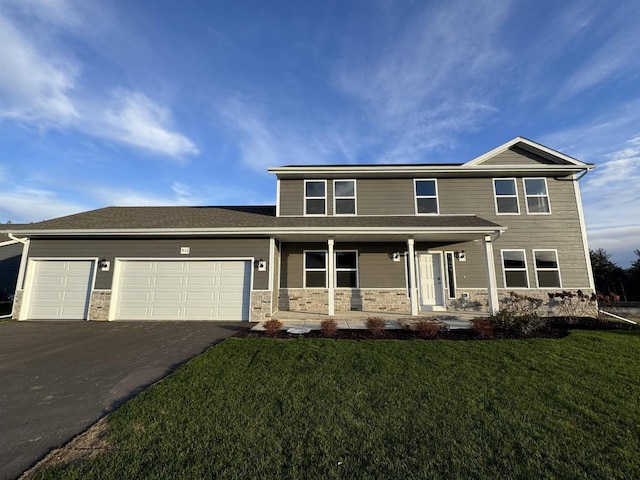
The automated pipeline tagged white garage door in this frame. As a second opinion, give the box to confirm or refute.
[26,260,94,320]
[113,260,251,321]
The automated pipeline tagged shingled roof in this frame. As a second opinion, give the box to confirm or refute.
[0,224,28,243]
[0,206,501,233]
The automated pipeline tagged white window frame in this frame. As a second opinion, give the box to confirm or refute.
[303,250,327,288]
[500,249,529,289]
[304,180,327,216]
[445,251,457,299]
[334,250,359,288]
[523,178,552,215]
[414,179,440,215]
[533,249,562,289]
[493,178,520,215]
[333,179,357,216]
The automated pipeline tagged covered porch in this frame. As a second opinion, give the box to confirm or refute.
[273,218,505,318]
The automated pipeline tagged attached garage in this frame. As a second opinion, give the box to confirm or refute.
[111,260,251,321]
[24,260,95,320]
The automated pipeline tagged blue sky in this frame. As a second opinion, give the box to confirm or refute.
[0,0,639,266]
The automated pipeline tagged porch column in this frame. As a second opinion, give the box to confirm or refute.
[328,238,335,315]
[407,238,419,316]
[484,235,499,314]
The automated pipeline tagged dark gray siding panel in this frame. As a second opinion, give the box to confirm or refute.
[27,238,270,290]
[357,179,415,215]
[481,147,558,166]
[0,243,23,298]
[280,242,407,289]
[272,240,280,311]
[279,179,304,216]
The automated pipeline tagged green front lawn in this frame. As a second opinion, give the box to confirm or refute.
[36,331,640,479]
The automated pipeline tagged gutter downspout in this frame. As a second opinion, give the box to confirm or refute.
[0,234,29,319]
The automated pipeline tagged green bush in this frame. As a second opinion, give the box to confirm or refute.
[490,310,547,336]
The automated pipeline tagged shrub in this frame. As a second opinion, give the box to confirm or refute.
[471,317,495,338]
[365,317,386,336]
[263,318,283,335]
[549,290,599,323]
[415,319,440,338]
[491,310,547,336]
[320,318,338,336]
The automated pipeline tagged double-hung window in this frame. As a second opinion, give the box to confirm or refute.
[304,180,327,215]
[533,250,561,288]
[501,250,528,288]
[415,179,439,214]
[524,178,551,214]
[304,251,327,287]
[335,251,358,288]
[493,179,520,214]
[334,180,356,215]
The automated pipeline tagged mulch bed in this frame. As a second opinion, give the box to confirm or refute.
[234,317,637,341]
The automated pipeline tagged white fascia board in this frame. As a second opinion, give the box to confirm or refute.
[11,225,506,237]
[0,240,19,247]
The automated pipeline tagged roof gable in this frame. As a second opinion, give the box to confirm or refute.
[463,137,590,167]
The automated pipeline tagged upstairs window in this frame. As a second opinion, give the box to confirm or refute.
[334,180,356,215]
[415,179,439,214]
[533,250,561,288]
[304,251,327,287]
[335,251,358,288]
[493,179,520,214]
[304,180,326,215]
[501,250,528,288]
[524,178,551,214]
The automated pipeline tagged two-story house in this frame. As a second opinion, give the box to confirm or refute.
[2,137,595,322]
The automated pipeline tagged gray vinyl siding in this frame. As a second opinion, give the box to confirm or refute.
[0,243,23,298]
[280,242,407,289]
[481,146,558,166]
[279,179,335,216]
[27,237,270,290]
[357,179,416,215]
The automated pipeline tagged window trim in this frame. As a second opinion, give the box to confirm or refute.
[334,249,359,288]
[414,178,440,215]
[303,250,327,288]
[523,178,552,215]
[500,249,529,289]
[303,180,327,216]
[532,249,562,289]
[493,178,521,215]
[445,251,456,299]
[333,179,357,216]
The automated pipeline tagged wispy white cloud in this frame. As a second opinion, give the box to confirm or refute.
[0,12,78,126]
[0,2,198,159]
[334,0,511,161]
[0,187,88,223]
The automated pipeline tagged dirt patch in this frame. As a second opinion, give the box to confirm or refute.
[20,417,111,479]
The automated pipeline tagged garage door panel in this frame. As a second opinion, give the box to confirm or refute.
[27,260,93,320]
[124,262,153,271]
[114,260,250,321]
[154,276,183,286]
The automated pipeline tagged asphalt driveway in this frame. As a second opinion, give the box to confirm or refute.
[0,321,250,480]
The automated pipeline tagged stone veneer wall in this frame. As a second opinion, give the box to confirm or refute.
[250,291,273,322]
[447,288,598,317]
[11,290,23,320]
[89,290,112,321]
[279,288,410,313]
[279,288,328,313]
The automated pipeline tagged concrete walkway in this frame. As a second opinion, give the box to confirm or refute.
[254,310,484,332]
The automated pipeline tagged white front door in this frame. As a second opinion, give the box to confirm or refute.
[418,253,445,311]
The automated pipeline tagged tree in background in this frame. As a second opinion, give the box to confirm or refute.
[590,249,626,299]
[627,250,640,301]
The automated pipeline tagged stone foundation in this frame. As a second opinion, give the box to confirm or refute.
[279,288,410,314]
[11,290,23,320]
[448,288,598,317]
[278,288,329,313]
[250,291,273,322]
[89,290,112,321]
